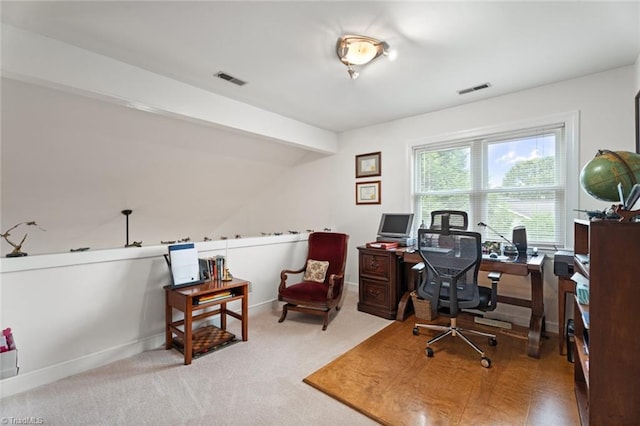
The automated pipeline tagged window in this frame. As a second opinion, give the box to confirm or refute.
[413,114,578,250]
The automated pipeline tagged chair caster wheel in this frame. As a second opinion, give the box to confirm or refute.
[412,327,419,336]
[489,337,497,346]
[481,357,491,368]
[426,347,434,357]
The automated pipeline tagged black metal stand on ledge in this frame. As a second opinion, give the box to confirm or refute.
[121,209,141,247]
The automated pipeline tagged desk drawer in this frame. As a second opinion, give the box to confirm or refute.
[360,253,390,279]
[360,278,389,308]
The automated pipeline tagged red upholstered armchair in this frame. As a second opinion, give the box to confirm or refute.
[278,232,349,330]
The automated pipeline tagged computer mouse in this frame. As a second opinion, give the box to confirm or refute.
[489,253,498,259]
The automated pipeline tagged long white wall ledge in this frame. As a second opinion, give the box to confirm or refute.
[0,233,308,273]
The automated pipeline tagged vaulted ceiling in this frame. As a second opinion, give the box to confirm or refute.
[2,1,639,133]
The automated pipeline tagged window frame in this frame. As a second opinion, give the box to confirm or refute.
[411,112,579,250]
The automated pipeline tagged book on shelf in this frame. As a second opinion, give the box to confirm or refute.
[618,182,640,210]
[193,291,233,305]
[581,311,590,329]
[199,255,227,281]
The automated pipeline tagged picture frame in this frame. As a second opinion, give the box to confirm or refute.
[635,90,639,154]
[356,181,381,205]
[355,151,381,178]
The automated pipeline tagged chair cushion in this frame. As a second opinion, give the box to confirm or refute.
[280,281,329,303]
[303,259,329,283]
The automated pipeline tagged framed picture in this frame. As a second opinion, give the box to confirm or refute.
[356,180,381,205]
[355,151,381,178]
[635,91,640,154]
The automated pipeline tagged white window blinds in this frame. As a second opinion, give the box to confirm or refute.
[414,123,567,249]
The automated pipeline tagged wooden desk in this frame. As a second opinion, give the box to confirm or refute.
[165,278,249,365]
[398,250,546,358]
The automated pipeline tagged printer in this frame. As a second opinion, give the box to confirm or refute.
[553,250,574,277]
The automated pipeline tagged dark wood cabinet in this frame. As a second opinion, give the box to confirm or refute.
[572,219,640,425]
[357,247,402,319]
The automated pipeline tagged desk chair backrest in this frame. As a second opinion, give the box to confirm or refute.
[430,210,469,231]
[416,227,482,317]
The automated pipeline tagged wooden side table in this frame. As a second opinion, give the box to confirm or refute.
[165,278,249,365]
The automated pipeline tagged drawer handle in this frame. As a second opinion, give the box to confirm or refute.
[369,260,379,270]
[367,289,380,297]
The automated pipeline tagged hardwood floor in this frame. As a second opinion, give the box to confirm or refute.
[305,315,580,426]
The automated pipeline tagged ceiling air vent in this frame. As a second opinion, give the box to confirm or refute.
[457,82,491,95]
[214,71,247,86]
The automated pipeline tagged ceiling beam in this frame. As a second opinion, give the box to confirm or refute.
[1,25,338,154]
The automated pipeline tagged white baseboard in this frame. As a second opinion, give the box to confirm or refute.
[1,284,558,399]
[0,334,165,399]
[0,300,281,399]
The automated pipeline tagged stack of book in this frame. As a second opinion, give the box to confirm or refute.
[193,291,233,306]
[200,255,227,281]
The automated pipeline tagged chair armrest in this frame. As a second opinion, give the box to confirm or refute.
[487,271,501,310]
[279,266,306,292]
[412,262,425,292]
[326,273,344,299]
[412,262,425,272]
[487,271,501,281]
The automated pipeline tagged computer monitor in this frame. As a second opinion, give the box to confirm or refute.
[377,213,414,238]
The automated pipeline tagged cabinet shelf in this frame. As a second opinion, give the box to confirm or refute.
[571,219,640,424]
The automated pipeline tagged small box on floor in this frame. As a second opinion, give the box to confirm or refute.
[0,349,19,379]
[1,328,18,379]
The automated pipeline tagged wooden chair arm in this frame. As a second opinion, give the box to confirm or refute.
[326,273,344,300]
[279,266,306,292]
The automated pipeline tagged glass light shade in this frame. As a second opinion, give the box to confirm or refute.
[337,35,387,66]
[343,41,379,65]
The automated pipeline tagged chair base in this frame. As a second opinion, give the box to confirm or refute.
[413,318,497,367]
[278,303,341,331]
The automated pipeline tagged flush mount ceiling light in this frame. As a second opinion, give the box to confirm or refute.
[336,35,391,79]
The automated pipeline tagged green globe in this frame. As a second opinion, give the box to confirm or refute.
[580,150,640,202]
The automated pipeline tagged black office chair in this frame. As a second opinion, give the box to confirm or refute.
[429,209,502,295]
[430,210,469,231]
[412,226,500,367]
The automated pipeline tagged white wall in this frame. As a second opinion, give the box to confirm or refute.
[636,52,640,90]
[3,66,635,332]
[2,58,637,398]
[0,78,331,255]
[266,66,634,332]
[0,234,309,398]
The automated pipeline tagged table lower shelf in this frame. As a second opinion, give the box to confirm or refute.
[172,325,238,359]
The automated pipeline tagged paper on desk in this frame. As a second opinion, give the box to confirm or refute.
[168,243,201,286]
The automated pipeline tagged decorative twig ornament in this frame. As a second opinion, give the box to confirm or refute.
[1,221,46,257]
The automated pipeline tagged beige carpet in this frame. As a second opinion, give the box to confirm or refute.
[304,317,579,426]
[0,287,391,425]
